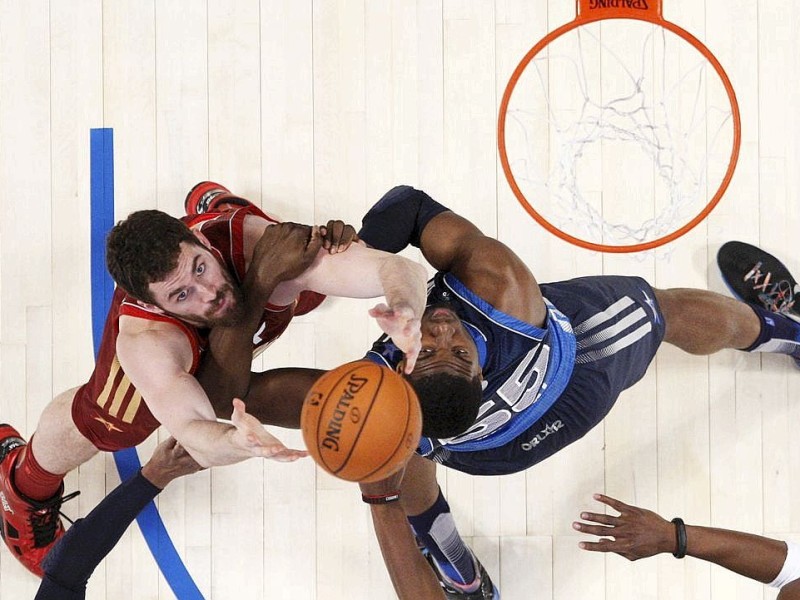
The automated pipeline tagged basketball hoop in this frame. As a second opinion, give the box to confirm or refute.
[498,0,741,253]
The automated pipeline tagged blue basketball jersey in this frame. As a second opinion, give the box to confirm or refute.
[366,272,576,454]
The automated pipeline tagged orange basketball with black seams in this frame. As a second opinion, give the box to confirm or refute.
[300,360,422,483]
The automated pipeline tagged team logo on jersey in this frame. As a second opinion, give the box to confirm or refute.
[253,322,267,345]
[93,415,124,433]
[641,289,660,324]
[520,420,564,451]
[0,491,13,514]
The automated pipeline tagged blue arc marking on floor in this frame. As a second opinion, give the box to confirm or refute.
[89,128,205,599]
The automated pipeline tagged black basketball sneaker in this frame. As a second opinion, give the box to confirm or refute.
[422,546,500,599]
[717,241,799,323]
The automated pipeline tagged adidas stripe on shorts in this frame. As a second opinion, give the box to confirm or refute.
[433,275,666,476]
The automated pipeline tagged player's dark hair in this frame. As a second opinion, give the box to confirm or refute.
[106,210,202,304]
[409,373,483,439]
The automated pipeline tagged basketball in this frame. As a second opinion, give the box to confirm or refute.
[300,360,422,483]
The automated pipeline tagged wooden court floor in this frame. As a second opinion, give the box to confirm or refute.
[0,1,798,598]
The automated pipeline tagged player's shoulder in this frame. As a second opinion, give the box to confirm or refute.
[118,315,196,373]
[119,313,191,344]
[241,212,274,238]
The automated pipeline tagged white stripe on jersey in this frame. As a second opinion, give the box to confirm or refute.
[573,296,635,335]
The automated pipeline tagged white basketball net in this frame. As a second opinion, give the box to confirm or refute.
[503,19,736,247]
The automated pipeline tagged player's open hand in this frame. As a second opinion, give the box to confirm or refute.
[251,222,323,294]
[573,493,676,560]
[320,219,360,254]
[368,302,422,373]
[230,398,308,462]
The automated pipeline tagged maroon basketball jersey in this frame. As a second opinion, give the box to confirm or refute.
[72,203,326,451]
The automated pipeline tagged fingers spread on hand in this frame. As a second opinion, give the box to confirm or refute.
[580,511,618,526]
[578,539,616,553]
[573,522,616,537]
[594,493,628,514]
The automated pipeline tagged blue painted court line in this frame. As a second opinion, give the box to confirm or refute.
[89,127,205,599]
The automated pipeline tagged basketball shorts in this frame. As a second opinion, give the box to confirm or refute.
[430,275,666,476]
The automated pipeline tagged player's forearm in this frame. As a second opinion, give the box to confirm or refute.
[369,504,445,600]
[245,367,325,427]
[379,257,428,319]
[37,470,161,598]
[174,420,250,468]
[681,525,786,583]
[198,267,283,406]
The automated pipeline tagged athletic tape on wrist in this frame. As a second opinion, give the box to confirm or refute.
[769,541,800,588]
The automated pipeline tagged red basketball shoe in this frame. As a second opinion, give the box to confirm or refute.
[184,181,253,215]
[0,425,78,577]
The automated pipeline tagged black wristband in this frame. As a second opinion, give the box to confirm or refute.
[671,517,687,558]
[361,492,401,505]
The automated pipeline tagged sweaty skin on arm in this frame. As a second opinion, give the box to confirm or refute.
[270,241,427,329]
[197,219,325,409]
[368,501,445,600]
[416,211,547,327]
[360,458,445,600]
[200,215,427,418]
[227,243,428,423]
[234,214,426,323]
[117,318,303,467]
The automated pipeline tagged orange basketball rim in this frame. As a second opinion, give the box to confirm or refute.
[497,0,742,253]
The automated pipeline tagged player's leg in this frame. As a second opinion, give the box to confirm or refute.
[399,453,439,514]
[27,388,99,476]
[655,288,800,361]
[401,455,498,598]
[0,388,94,576]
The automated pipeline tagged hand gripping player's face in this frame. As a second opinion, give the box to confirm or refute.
[409,305,482,381]
[147,241,244,328]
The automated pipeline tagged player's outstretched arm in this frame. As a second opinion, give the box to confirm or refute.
[574,494,800,599]
[274,241,428,372]
[227,398,308,462]
[222,367,326,427]
[360,470,446,600]
[118,322,305,467]
[360,185,547,327]
[140,436,204,488]
[35,438,202,600]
